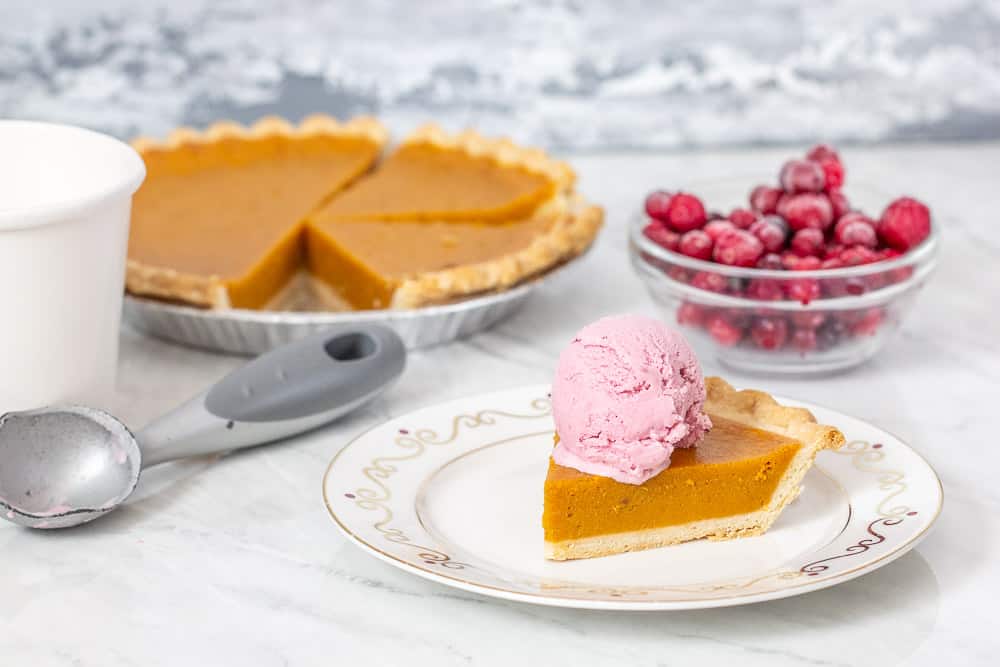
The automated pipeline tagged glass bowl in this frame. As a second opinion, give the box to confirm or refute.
[628,178,940,375]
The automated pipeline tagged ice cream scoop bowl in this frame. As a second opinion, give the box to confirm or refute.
[0,325,406,529]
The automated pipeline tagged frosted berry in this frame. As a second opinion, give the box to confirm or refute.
[806,144,841,164]
[704,219,737,241]
[746,278,783,301]
[785,278,821,304]
[777,193,834,231]
[827,189,850,219]
[749,217,787,252]
[644,191,673,222]
[790,311,827,330]
[676,302,707,327]
[878,197,931,251]
[790,228,825,257]
[749,185,783,214]
[839,245,879,267]
[835,219,878,248]
[665,192,708,233]
[779,159,825,193]
[642,222,681,251]
[791,327,818,352]
[728,208,758,229]
[678,229,714,260]
[818,158,844,190]
[706,313,744,347]
[756,252,784,270]
[690,270,728,293]
[751,317,788,350]
[713,230,764,267]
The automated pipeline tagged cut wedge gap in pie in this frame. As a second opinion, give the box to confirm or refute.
[126,117,603,311]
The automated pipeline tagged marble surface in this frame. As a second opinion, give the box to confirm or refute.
[3,143,997,665]
[3,0,1000,149]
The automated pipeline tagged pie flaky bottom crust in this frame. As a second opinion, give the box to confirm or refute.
[544,377,845,561]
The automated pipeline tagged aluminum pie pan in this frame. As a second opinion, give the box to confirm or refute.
[123,261,576,355]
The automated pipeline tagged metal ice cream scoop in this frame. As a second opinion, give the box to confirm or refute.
[0,325,405,529]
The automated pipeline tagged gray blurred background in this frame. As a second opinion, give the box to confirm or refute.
[2,0,999,150]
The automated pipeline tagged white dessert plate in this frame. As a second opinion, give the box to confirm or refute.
[322,385,942,610]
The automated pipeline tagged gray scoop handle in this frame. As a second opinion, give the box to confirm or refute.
[137,325,405,467]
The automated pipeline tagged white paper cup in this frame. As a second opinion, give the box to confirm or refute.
[0,121,146,412]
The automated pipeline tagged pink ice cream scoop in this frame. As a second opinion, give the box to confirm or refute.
[551,314,712,485]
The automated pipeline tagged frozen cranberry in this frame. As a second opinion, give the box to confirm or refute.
[713,230,764,267]
[827,189,850,219]
[756,252,784,270]
[777,193,834,231]
[706,313,744,347]
[642,222,681,251]
[667,266,691,283]
[817,158,844,190]
[840,245,879,266]
[677,229,714,260]
[879,248,902,261]
[749,185,783,214]
[644,190,673,222]
[790,228,825,257]
[728,208,758,229]
[785,278,821,304]
[878,197,931,251]
[791,327,818,352]
[806,144,841,164]
[704,219,737,241]
[790,311,827,330]
[751,317,788,350]
[821,257,844,270]
[749,218,787,253]
[746,278,783,301]
[791,255,822,271]
[779,159,825,193]
[823,243,845,259]
[665,192,708,233]
[691,270,728,293]
[817,319,847,349]
[676,301,707,327]
[835,220,878,248]
[851,308,884,336]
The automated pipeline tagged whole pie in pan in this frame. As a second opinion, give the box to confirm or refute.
[126,116,603,311]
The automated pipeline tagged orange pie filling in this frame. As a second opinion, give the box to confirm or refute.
[542,416,802,543]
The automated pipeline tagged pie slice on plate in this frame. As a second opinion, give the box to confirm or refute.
[125,118,602,311]
[543,377,845,561]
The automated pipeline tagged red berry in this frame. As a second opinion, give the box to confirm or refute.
[792,255,822,270]
[790,228,825,257]
[779,159,825,193]
[839,245,879,266]
[790,311,827,330]
[777,193,834,231]
[806,144,841,164]
[713,230,764,267]
[704,219,737,241]
[749,185,783,214]
[785,278,821,304]
[690,271,728,293]
[850,308,884,336]
[817,319,847,349]
[706,313,744,347]
[678,229,714,260]
[665,192,708,233]
[644,191,673,222]
[791,327,818,352]
[821,257,844,270]
[756,252,784,270]
[748,218,787,253]
[817,158,844,190]
[728,208,757,229]
[642,222,681,251]
[750,317,788,350]
[823,243,845,259]
[676,302,707,327]
[746,278,783,301]
[878,197,931,251]
[836,220,877,248]
[827,189,850,219]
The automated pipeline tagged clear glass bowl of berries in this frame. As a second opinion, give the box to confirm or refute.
[629,145,940,375]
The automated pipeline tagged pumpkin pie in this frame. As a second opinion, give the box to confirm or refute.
[543,378,845,560]
[126,117,602,311]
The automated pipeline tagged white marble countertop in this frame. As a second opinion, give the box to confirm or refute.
[3,143,997,665]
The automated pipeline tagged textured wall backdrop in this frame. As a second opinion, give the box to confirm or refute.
[2,0,1000,150]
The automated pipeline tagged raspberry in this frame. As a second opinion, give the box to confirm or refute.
[728,208,758,229]
[665,192,708,233]
[785,278,821,305]
[704,219,737,241]
[827,189,851,219]
[790,311,827,330]
[790,228,825,257]
[777,193,834,231]
[746,278,783,301]
[878,197,931,251]
[834,219,878,248]
[676,302,707,327]
[750,316,788,350]
[791,327,818,352]
[644,190,673,222]
[678,229,714,260]
[756,252,784,270]
[817,158,844,190]
[706,313,744,347]
[749,185,783,214]
[779,159,825,193]
[748,217,787,253]
[713,229,764,267]
[690,271,728,293]
[806,144,841,164]
[642,222,681,251]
